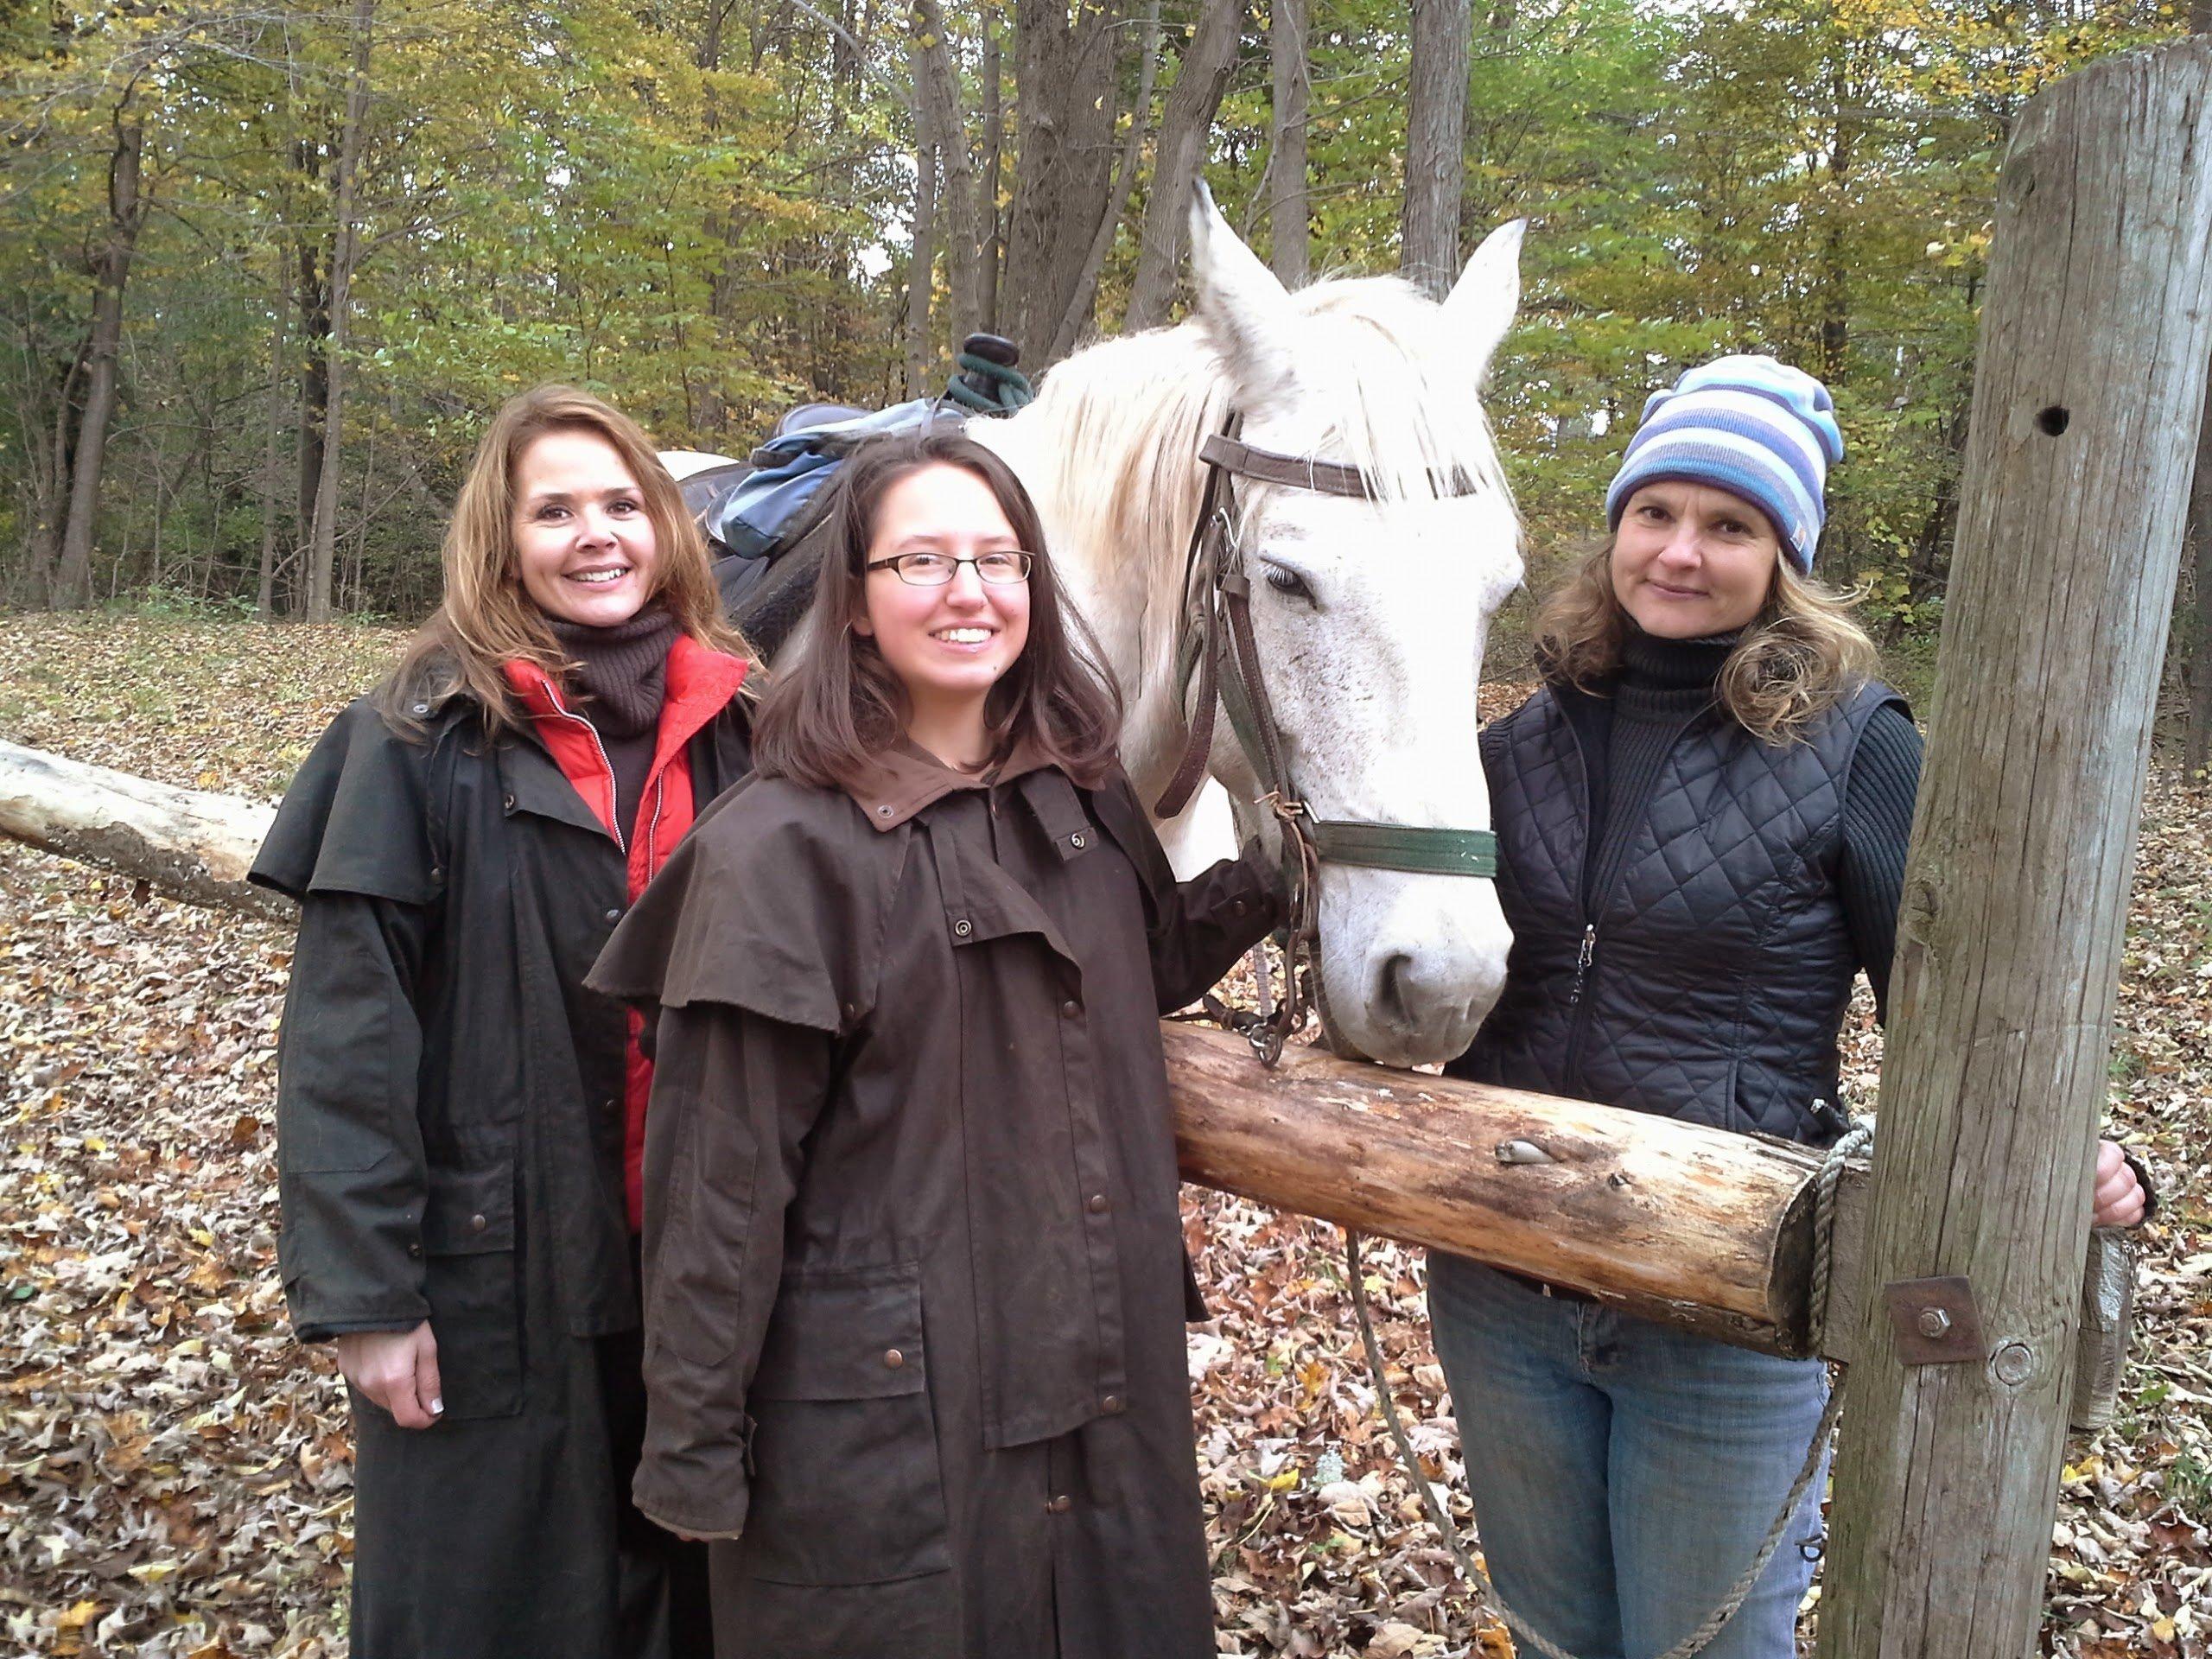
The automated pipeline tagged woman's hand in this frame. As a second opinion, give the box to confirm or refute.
[2091,1139,2148,1230]
[335,1322,444,1427]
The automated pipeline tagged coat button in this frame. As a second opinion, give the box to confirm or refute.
[877,804,893,817]
[411,702,430,716]
[406,1241,423,1258]
[1069,832,1085,849]
[882,1349,906,1370]
[1087,1192,1109,1215]
[1061,999,1080,1020]
[469,1212,487,1232]
[1230,899,1248,918]
[1102,1394,1124,1414]
[952,918,972,938]
[604,908,622,924]
[1046,1495,1072,1514]
[502,792,516,810]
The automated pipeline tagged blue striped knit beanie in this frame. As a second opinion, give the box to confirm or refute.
[1603,355,1844,573]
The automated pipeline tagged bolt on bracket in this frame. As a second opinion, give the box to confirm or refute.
[1883,1274,1986,1364]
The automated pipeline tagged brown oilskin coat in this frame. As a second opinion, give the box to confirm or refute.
[251,690,752,1659]
[587,744,1281,1659]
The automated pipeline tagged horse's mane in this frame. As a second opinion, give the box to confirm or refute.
[1005,272,1515,619]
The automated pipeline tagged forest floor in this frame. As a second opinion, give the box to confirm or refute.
[0,614,2207,1658]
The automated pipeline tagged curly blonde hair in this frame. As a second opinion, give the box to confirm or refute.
[383,384,753,738]
[1531,538,1879,745]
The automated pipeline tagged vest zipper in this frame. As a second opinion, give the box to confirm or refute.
[1568,924,1597,1005]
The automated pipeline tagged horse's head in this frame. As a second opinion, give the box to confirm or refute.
[1183,189,1522,1067]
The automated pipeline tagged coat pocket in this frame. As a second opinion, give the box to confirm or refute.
[420,1160,523,1421]
[741,1263,952,1587]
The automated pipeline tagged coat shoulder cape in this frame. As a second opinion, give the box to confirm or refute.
[251,696,442,906]
[587,774,895,1035]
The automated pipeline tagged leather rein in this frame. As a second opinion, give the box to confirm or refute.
[1155,418,1501,1065]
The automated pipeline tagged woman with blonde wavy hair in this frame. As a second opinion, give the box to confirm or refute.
[252,384,753,1658]
[1426,355,2148,1659]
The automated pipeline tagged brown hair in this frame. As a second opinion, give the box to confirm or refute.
[751,427,1122,788]
[380,384,752,738]
[1531,537,1879,745]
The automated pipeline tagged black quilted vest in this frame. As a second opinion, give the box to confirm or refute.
[1446,677,1904,1144]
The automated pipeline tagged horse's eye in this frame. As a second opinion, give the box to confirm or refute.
[1262,564,1316,605]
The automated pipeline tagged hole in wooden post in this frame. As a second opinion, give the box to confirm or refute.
[2036,406,2070,436]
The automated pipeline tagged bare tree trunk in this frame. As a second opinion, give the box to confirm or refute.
[1002,0,1127,365]
[912,0,979,349]
[2188,375,2212,779]
[1819,47,1854,383]
[1047,0,1162,360]
[305,0,375,624]
[904,29,941,397]
[1122,0,1243,333]
[257,255,288,618]
[53,116,149,610]
[979,19,1004,334]
[1268,0,1309,287]
[1401,0,1470,302]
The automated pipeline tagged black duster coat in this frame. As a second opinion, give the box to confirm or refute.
[587,745,1281,1659]
[251,689,753,1659]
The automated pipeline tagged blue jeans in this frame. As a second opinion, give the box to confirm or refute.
[1426,1255,1829,1659]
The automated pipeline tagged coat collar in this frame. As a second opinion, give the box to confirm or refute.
[839,732,1057,831]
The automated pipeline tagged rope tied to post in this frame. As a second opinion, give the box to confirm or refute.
[1342,1116,1872,1659]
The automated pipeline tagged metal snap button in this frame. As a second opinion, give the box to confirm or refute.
[1046,1494,1071,1514]
[1061,1000,1080,1019]
[411,702,430,716]
[604,908,622,925]
[877,804,893,817]
[952,918,972,938]
[1102,1394,1124,1414]
[1069,832,1085,849]
[502,793,516,810]
[469,1212,487,1232]
[882,1349,905,1370]
[1087,1192,1109,1215]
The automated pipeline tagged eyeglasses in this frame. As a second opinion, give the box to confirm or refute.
[865,550,1034,587]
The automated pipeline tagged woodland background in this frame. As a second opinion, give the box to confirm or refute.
[3,0,2211,772]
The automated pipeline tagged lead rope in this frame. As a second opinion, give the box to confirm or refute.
[1344,1116,1872,1659]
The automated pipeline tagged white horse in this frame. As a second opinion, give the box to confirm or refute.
[681,195,1526,1067]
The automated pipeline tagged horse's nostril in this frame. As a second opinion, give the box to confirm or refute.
[1375,951,1415,1027]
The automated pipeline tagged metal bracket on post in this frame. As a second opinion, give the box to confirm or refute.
[1883,1275,1987,1364]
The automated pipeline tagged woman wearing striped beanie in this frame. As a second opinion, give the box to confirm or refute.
[1426,354,2151,1659]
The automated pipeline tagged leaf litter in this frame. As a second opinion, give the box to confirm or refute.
[0,617,2205,1656]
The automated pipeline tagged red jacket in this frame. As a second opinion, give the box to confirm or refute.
[505,635,750,1228]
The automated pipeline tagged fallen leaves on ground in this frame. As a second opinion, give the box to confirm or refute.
[0,618,2204,1656]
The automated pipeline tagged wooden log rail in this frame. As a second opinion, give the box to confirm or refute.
[0,734,1861,1356]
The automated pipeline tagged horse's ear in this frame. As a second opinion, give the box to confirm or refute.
[1443,218,1526,387]
[1188,179,1301,417]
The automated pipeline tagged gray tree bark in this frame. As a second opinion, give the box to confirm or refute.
[304,0,376,624]
[1001,0,1128,365]
[980,18,1004,333]
[1046,0,1163,360]
[912,0,980,349]
[1818,40,2212,1657]
[2185,0,2212,778]
[1400,0,1469,302]
[1268,0,1309,287]
[1122,0,1243,333]
[53,114,148,610]
[903,29,941,397]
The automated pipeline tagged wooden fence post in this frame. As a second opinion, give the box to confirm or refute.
[1819,42,2212,1657]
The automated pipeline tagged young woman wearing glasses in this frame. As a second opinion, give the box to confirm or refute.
[588,426,1282,1658]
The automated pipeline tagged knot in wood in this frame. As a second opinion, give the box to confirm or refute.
[1495,1138,1554,1166]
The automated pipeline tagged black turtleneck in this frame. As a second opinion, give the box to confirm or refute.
[1560,626,1923,1021]
[546,604,679,840]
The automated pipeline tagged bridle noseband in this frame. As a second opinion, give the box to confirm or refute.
[1157,416,1502,1063]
